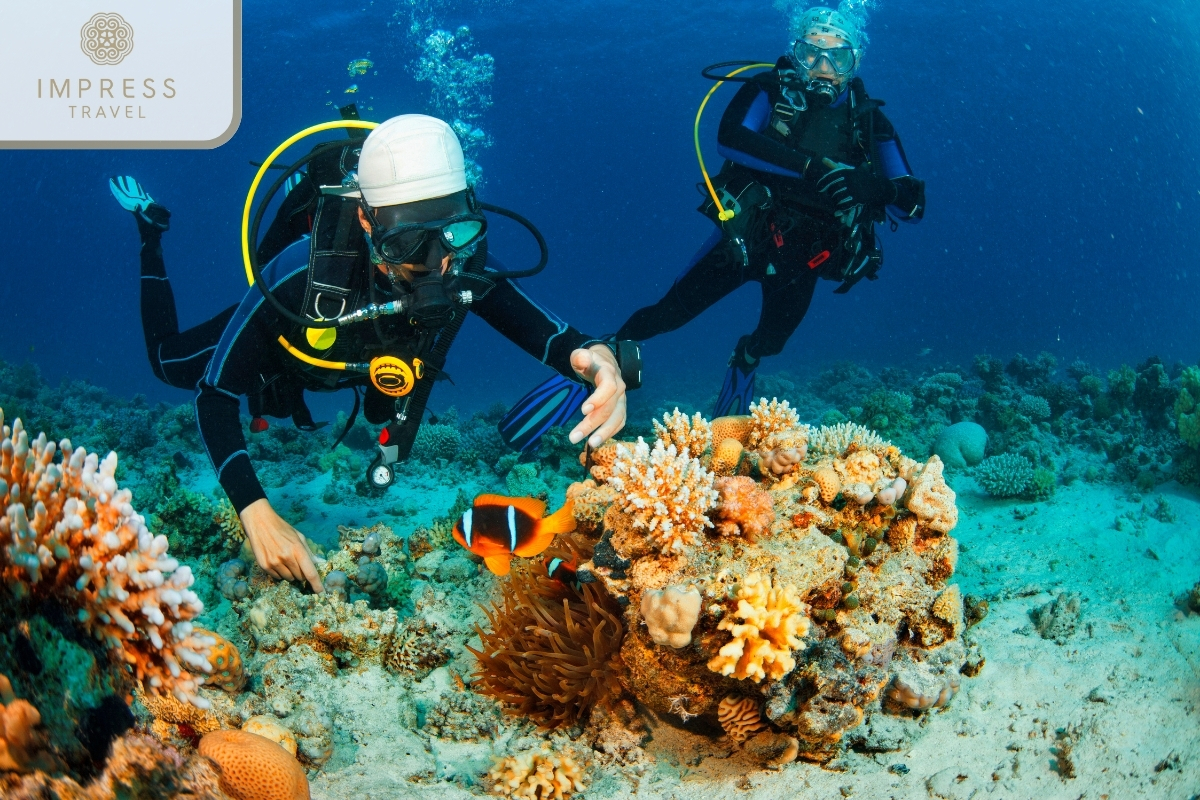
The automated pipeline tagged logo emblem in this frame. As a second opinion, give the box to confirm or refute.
[80,12,134,65]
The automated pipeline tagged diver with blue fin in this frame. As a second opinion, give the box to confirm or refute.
[112,113,640,593]
[614,5,925,417]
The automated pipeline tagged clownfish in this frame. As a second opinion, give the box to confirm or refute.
[452,494,576,576]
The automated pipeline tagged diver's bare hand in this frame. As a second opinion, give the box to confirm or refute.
[569,345,626,448]
[239,499,324,593]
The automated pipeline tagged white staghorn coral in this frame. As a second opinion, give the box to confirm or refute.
[807,422,891,459]
[607,438,717,555]
[0,411,213,707]
[652,409,712,459]
[707,572,810,683]
[747,398,804,450]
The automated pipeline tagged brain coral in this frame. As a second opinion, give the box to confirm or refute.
[606,439,717,555]
[1017,394,1052,421]
[717,695,767,744]
[0,412,212,707]
[932,421,988,469]
[711,476,775,541]
[708,572,811,683]
[198,729,310,800]
[975,453,1034,498]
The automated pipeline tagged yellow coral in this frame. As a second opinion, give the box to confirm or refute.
[242,716,297,757]
[213,500,246,543]
[565,479,616,526]
[807,422,890,459]
[0,412,213,707]
[711,415,753,447]
[886,515,918,550]
[837,450,885,487]
[932,585,964,638]
[138,687,220,735]
[747,398,803,450]
[811,466,841,504]
[606,438,717,555]
[707,573,810,683]
[581,440,620,482]
[906,456,958,533]
[652,409,712,459]
[710,438,744,477]
[717,695,767,744]
[488,745,587,800]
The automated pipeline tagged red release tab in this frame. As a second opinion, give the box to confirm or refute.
[807,250,831,269]
[378,427,391,445]
[249,417,269,433]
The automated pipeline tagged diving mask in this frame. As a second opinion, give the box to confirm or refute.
[366,210,487,265]
[793,39,857,76]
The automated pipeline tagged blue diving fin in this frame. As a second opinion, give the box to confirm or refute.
[498,375,589,453]
[714,360,758,417]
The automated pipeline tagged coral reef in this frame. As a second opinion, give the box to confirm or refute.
[640,585,702,648]
[606,438,718,555]
[711,476,775,541]
[0,412,212,706]
[196,628,245,693]
[469,536,625,728]
[574,408,969,763]
[198,729,309,800]
[0,675,57,773]
[1032,592,1081,644]
[1176,366,1200,448]
[652,409,711,458]
[241,716,297,757]
[747,398,806,451]
[708,573,811,683]
[487,744,587,800]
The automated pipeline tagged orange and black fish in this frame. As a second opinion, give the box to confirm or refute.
[451,494,575,576]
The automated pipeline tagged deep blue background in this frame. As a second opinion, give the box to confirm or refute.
[2,0,1198,418]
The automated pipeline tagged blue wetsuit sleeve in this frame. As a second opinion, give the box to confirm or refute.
[715,79,816,179]
[195,245,309,511]
[471,254,593,381]
[872,109,925,222]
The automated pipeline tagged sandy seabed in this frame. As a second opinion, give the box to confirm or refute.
[252,474,1200,800]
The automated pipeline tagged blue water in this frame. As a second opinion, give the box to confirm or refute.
[1,0,1197,418]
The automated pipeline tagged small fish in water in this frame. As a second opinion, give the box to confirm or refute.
[546,555,580,588]
[917,347,932,357]
[452,494,576,576]
[344,84,359,94]
[347,58,374,76]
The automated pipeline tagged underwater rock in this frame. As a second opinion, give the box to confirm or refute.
[241,715,297,757]
[933,421,988,469]
[1032,592,1082,644]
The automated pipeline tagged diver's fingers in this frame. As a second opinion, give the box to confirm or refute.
[572,383,624,447]
[297,548,324,594]
[580,369,619,417]
[588,396,627,445]
[570,348,601,383]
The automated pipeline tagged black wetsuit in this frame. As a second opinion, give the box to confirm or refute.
[617,60,924,365]
[137,224,596,512]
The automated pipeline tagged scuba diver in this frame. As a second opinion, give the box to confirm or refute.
[111,114,640,593]
[613,5,925,417]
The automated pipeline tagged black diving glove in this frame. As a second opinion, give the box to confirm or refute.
[890,176,926,220]
[817,163,897,211]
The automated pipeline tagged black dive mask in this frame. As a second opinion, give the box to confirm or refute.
[804,78,840,107]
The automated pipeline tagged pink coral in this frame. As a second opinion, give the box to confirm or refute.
[0,412,212,707]
[711,477,775,542]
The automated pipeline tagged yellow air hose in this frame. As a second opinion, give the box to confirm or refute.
[239,120,380,374]
[694,63,774,221]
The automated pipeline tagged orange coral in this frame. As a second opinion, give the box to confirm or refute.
[195,629,244,692]
[812,466,841,504]
[198,730,309,800]
[717,695,767,744]
[582,440,620,482]
[0,675,56,773]
[711,415,752,447]
[707,573,810,683]
[0,412,212,706]
[747,398,802,450]
[710,438,744,477]
[711,477,775,542]
[606,439,717,555]
[469,536,625,728]
[138,688,220,738]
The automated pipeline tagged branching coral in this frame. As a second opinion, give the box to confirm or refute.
[653,409,711,459]
[711,477,775,541]
[487,744,587,800]
[606,439,717,555]
[0,412,212,706]
[975,453,1034,498]
[747,398,805,451]
[469,537,625,728]
[708,573,811,683]
[212,500,245,543]
[807,422,890,459]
